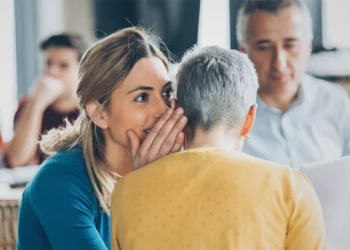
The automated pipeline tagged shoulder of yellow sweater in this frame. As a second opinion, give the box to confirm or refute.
[119,149,310,201]
[122,148,303,179]
[230,150,290,170]
[235,151,309,184]
[131,148,294,173]
[236,152,314,203]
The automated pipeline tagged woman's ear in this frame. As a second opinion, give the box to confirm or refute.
[240,104,257,140]
[85,101,109,129]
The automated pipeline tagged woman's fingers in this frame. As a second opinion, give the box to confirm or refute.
[145,108,185,161]
[137,108,174,158]
[156,116,187,158]
[126,130,140,159]
[131,107,187,170]
[169,132,185,154]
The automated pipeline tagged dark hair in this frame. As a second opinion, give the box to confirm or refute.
[40,33,88,61]
[242,0,304,15]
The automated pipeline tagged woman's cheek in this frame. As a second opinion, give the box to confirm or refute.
[129,109,150,140]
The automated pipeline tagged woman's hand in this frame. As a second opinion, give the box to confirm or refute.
[127,107,187,171]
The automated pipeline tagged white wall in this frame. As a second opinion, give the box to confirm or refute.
[322,0,350,49]
[36,0,65,41]
[198,0,230,48]
[64,0,95,45]
[0,0,17,141]
[36,0,65,71]
[36,0,95,71]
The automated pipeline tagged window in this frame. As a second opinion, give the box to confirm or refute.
[198,0,230,48]
[0,0,17,142]
[322,0,350,49]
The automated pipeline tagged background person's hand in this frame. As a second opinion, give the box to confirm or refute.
[30,75,65,109]
[127,107,187,171]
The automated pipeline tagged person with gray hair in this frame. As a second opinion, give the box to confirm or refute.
[110,46,327,250]
[236,0,350,168]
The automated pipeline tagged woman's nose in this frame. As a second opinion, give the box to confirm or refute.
[152,98,168,119]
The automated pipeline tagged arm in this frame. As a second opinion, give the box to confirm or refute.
[29,163,108,250]
[285,172,327,250]
[5,77,64,167]
[4,97,46,167]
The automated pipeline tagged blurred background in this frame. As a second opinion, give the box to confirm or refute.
[0,0,349,142]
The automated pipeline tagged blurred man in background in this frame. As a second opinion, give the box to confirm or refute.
[3,33,87,168]
[237,0,350,168]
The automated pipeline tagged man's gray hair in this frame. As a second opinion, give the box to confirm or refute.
[236,0,313,47]
[176,46,258,132]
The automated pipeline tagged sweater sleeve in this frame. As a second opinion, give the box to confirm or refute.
[111,178,127,250]
[285,171,327,250]
[29,163,108,250]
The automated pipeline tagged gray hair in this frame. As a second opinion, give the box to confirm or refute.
[236,0,313,47]
[176,46,258,132]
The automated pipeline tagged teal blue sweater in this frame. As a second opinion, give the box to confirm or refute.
[17,147,110,250]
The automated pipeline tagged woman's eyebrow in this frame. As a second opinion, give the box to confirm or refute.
[128,81,172,94]
[162,81,173,89]
[128,86,154,94]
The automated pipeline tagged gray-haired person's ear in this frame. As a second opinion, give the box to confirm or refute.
[240,104,257,139]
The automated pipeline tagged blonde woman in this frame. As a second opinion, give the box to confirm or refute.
[17,27,187,250]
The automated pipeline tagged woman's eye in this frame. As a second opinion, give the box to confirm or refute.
[134,93,149,102]
[162,88,174,108]
[162,88,174,97]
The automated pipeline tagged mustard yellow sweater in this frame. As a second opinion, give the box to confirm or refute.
[111,147,327,250]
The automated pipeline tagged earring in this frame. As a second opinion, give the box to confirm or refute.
[244,135,250,140]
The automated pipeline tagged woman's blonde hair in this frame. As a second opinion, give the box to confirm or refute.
[40,27,169,214]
